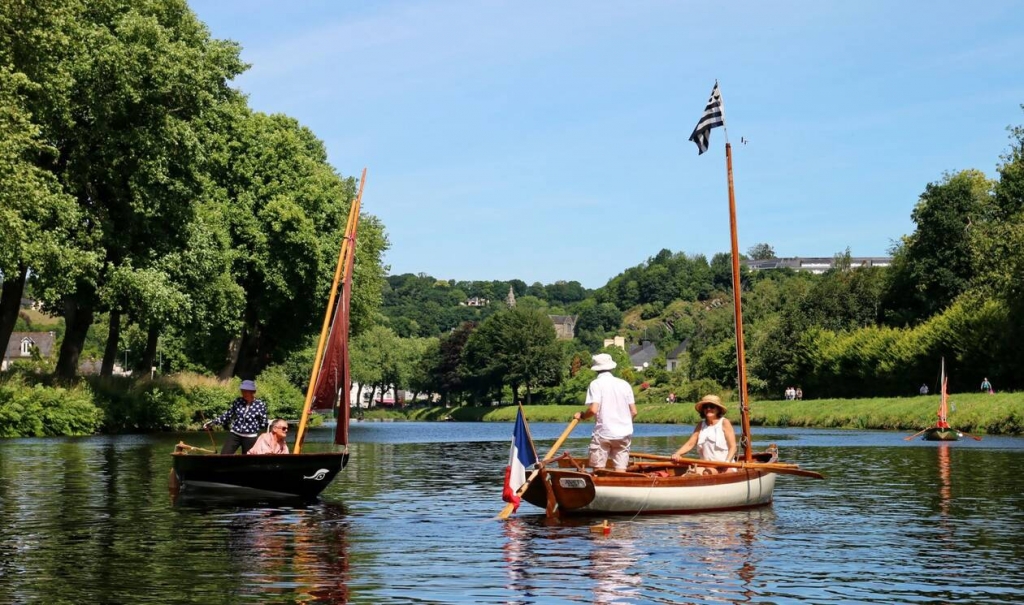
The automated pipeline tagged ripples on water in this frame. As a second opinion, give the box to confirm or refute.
[1,424,1024,603]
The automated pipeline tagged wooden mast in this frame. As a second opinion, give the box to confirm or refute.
[725,143,753,463]
[294,168,367,454]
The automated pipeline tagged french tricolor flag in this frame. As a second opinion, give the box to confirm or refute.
[502,407,538,512]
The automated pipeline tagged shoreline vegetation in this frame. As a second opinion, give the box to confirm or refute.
[1,369,1019,438]
[362,392,1023,436]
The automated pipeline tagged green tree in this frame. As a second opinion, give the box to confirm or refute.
[350,325,401,406]
[881,169,994,326]
[0,66,95,358]
[199,106,387,378]
[2,0,248,378]
[463,308,564,404]
[747,242,776,260]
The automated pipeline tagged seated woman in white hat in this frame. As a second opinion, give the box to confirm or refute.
[669,394,737,474]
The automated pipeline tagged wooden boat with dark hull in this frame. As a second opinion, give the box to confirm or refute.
[171,449,348,499]
[922,427,961,442]
[170,169,368,501]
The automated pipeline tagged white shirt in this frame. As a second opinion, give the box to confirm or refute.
[586,372,635,439]
[697,419,730,461]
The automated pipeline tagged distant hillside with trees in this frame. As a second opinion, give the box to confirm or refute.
[375,112,1024,404]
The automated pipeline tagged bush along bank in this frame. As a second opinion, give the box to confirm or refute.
[0,368,309,438]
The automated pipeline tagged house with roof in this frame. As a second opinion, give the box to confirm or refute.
[603,335,626,350]
[548,315,577,340]
[743,256,892,274]
[2,331,56,371]
[665,339,690,372]
[628,340,659,371]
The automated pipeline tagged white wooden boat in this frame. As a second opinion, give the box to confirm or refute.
[521,450,779,516]
[497,85,824,521]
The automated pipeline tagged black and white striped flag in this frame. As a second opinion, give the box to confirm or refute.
[689,82,726,155]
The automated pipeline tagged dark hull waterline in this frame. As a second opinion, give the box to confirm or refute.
[922,428,961,442]
[171,451,348,500]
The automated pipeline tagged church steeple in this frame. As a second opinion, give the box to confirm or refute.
[506,285,516,308]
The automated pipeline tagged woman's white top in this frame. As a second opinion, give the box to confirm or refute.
[697,419,730,461]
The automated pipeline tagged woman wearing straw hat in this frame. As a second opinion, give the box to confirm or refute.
[670,394,736,474]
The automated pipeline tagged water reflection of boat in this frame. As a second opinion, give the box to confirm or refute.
[171,171,368,500]
[937,444,952,518]
[219,502,352,602]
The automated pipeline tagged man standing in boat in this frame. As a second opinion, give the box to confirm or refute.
[205,379,269,454]
[573,353,637,471]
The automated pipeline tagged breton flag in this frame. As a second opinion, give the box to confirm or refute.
[502,406,538,512]
[689,81,726,155]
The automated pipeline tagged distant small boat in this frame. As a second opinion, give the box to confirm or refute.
[908,358,972,442]
[922,427,961,442]
[924,359,959,441]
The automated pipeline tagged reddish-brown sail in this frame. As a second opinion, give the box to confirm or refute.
[294,168,366,453]
[311,220,358,446]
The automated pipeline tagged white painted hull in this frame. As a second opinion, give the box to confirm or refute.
[530,468,777,516]
[585,472,776,514]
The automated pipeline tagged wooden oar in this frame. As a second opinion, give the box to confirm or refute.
[958,430,983,441]
[198,410,218,451]
[173,441,216,455]
[630,451,800,468]
[496,418,579,520]
[629,452,823,479]
[904,428,930,441]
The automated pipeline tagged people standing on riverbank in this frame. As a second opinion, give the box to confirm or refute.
[981,377,993,394]
[205,380,268,454]
[920,384,929,395]
[670,394,737,474]
[573,353,637,471]
[248,418,290,455]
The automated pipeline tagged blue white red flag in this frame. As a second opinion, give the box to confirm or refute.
[502,407,538,512]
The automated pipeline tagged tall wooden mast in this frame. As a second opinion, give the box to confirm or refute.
[293,168,367,453]
[725,143,753,462]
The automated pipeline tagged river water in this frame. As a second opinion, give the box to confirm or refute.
[1,421,1023,604]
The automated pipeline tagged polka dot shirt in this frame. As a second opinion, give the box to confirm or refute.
[212,397,269,436]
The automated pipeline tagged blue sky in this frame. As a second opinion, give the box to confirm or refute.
[189,1,1024,289]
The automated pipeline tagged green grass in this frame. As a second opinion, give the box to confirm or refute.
[360,392,1024,435]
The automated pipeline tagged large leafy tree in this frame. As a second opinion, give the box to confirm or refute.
[462,307,563,404]
[350,325,401,405]
[197,105,387,378]
[3,0,247,378]
[881,169,994,326]
[0,66,96,358]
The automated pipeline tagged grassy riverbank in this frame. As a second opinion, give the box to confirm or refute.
[361,392,1024,435]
